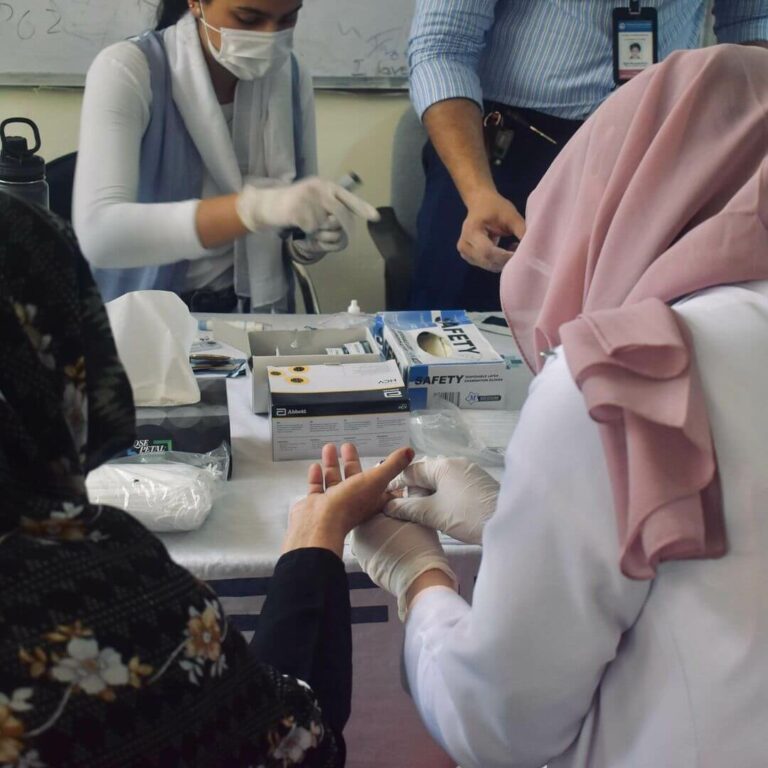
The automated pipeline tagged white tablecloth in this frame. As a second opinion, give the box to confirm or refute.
[158,313,530,768]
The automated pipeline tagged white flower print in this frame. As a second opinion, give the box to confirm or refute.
[38,351,56,371]
[0,689,32,713]
[14,304,55,371]
[50,503,84,520]
[211,653,227,678]
[178,658,205,686]
[292,677,313,694]
[168,599,229,686]
[15,749,46,768]
[272,723,319,763]
[62,382,87,451]
[51,638,129,695]
[184,601,223,664]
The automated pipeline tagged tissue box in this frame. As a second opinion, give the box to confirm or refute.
[268,360,410,461]
[375,310,508,410]
[128,378,232,476]
[212,321,381,413]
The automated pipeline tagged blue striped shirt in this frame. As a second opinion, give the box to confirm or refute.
[409,0,768,119]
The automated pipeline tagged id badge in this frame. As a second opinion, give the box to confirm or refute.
[613,3,658,86]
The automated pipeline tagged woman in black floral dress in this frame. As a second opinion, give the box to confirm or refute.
[0,192,413,767]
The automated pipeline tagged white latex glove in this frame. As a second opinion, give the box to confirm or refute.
[351,514,456,621]
[289,214,348,265]
[384,457,499,545]
[236,177,379,234]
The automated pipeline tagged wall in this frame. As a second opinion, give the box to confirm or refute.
[0,86,411,313]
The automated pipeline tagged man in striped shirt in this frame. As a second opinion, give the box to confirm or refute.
[407,0,768,311]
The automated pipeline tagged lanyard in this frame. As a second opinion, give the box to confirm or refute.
[629,0,641,13]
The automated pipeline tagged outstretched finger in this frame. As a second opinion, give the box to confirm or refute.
[458,236,515,273]
[365,447,415,494]
[333,186,381,222]
[307,462,324,495]
[340,442,363,479]
[322,443,343,488]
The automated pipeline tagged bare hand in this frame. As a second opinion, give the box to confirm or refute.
[458,189,526,272]
[282,443,415,558]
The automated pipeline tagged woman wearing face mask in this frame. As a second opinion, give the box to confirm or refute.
[73,0,378,312]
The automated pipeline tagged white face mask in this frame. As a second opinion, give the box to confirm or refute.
[198,6,294,81]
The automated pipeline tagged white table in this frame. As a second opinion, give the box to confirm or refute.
[159,313,530,768]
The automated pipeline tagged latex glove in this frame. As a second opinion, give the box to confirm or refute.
[289,214,348,265]
[384,457,499,545]
[351,514,456,620]
[236,177,379,234]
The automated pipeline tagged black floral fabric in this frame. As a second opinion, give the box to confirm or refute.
[0,194,340,767]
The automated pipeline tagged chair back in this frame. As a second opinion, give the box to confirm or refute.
[367,107,428,309]
[46,151,78,222]
[389,107,427,241]
[291,261,321,314]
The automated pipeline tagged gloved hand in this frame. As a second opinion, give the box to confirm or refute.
[236,177,379,234]
[289,214,347,265]
[351,514,456,621]
[384,457,499,545]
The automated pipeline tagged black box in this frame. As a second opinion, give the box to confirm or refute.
[126,378,232,478]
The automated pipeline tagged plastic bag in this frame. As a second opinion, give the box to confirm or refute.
[85,444,230,532]
[409,399,519,467]
[308,312,373,330]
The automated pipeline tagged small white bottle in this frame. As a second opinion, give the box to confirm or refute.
[347,299,362,315]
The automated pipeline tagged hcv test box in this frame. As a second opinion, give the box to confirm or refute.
[268,360,410,461]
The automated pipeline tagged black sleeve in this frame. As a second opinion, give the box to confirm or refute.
[251,547,352,749]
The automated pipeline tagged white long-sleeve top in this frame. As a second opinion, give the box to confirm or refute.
[73,28,317,292]
[405,281,768,768]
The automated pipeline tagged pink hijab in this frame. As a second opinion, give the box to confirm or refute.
[501,45,768,579]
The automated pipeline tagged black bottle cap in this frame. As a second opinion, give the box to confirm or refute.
[0,118,45,183]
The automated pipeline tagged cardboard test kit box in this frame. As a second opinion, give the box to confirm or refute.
[212,321,381,413]
[268,360,410,461]
[125,378,233,477]
[375,309,508,410]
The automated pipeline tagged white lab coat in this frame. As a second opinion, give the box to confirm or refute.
[404,282,768,768]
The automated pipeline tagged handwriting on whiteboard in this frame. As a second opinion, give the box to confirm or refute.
[294,15,410,80]
[0,0,411,83]
[0,0,156,42]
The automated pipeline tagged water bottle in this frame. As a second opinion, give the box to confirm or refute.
[0,117,49,209]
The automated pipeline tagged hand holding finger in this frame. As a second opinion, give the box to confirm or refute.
[364,447,415,495]
[388,457,440,492]
[384,495,432,526]
[383,458,499,544]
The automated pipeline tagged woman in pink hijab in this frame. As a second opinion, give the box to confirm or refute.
[353,44,768,768]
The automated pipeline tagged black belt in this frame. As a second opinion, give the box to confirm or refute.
[482,102,584,166]
[484,102,584,145]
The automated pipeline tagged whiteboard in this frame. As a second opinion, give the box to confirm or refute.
[0,0,413,88]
